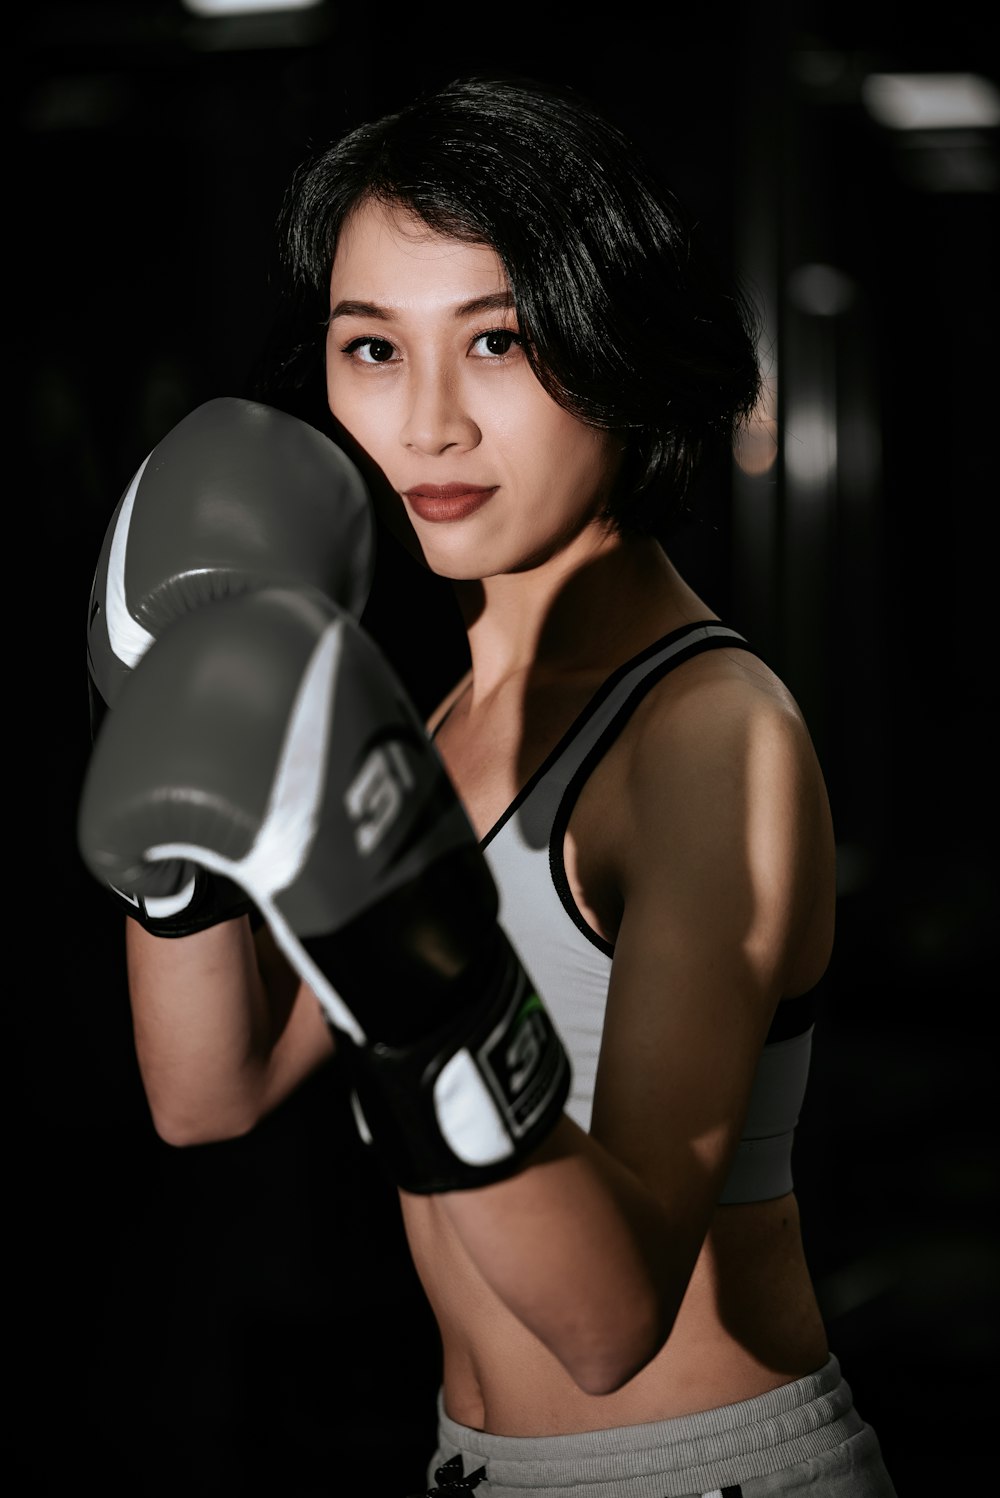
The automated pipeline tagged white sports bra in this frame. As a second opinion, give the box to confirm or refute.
[437,621,820,1205]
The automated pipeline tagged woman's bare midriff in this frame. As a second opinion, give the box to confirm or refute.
[401,1189,829,1435]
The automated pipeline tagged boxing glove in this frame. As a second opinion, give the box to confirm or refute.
[86,396,375,935]
[77,586,571,1192]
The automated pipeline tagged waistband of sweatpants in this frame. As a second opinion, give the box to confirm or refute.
[434,1355,864,1496]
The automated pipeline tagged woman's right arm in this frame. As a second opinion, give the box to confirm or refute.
[126,916,335,1146]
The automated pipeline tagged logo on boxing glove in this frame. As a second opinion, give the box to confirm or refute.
[480,985,568,1141]
[344,741,417,856]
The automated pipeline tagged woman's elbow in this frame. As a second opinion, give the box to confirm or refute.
[562,1292,677,1397]
[146,1096,260,1149]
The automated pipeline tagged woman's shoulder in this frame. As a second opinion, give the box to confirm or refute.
[636,633,812,742]
[603,631,835,997]
[618,635,828,831]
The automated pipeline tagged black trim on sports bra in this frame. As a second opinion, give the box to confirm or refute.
[542,629,827,1043]
[548,630,751,959]
[766,985,824,1041]
[447,618,827,1049]
[479,621,739,853]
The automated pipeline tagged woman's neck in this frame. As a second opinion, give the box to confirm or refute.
[452,529,712,706]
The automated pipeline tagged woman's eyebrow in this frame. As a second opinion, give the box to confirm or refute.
[328,290,516,322]
[328,299,390,322]
[455,291,517,319]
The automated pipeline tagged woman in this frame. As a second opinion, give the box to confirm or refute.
[117,76,897,1495]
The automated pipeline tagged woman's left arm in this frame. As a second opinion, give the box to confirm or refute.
[429,672,835,1394]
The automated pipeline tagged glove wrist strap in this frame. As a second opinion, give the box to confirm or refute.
[344,932,571,1193]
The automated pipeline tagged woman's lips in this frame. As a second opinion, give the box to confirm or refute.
[403,483,498,523]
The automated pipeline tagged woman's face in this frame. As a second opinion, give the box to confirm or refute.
[325,199,622,580]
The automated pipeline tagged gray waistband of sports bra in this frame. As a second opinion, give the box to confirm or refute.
[435,1356,861,1496]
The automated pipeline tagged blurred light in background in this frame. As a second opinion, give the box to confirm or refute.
[861,72,1000,131]
[734,265,857,484]
[787,263,855,319]
[733,378,778,477]
[783,398,837,492]
[181,0,332,49]
[181,0,323,13]
[783,265,857,494]
[861,73,999,194]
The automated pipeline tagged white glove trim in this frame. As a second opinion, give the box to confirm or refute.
[144,614,368,1045]
[106,455,157,668]
[434,1048,516,1166]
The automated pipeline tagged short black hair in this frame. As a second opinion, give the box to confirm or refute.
[272,74,761,540]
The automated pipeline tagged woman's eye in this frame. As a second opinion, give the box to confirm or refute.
[470,329,521,359]
[344,337,398,365]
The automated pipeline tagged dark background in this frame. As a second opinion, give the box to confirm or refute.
[21,2,998,1493]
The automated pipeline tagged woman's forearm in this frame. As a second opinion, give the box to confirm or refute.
[126,916,333,1145]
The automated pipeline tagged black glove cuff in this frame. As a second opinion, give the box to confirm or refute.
[104,865,256,938]
[342,931,571,1193]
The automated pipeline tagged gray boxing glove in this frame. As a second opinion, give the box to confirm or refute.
[78,586,571,1191]
[86,396,374,935]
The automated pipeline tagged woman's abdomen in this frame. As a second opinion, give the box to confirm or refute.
[400,1190,830,1437]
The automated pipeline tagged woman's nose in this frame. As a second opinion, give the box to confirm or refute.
[399,367,480,455]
